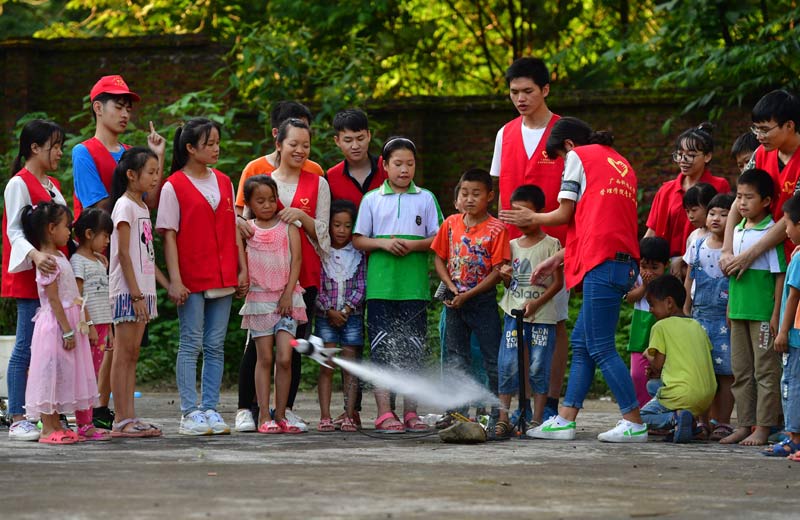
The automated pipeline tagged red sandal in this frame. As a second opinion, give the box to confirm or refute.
[277,419,304,434]
[374,412,405,434]
[38,430,77,445]
[403,412,429,432]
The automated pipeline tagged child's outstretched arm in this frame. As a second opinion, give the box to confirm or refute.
[45,276,77,351]
[155,266,170,291]
[776,285,800,353]
[279,225,302,316]
[721,202,786,278]
[772,272,787,340]
[524,264,563,318]
[163,230,189,306]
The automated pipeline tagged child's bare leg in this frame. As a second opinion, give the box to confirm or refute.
[97,349,113,407]
[740,425,770,446]
[340,346,359,419]
[710,375,734,424]
[254,336,274,425]
[318,362,334,421]
[374,389,392,417]
[111,322,145,422]
[548,320,568,400]
[273,331,293,422]
[720,426,752,444]
[532,392,548,425]
[40,413,61,437]
[498,394,512,423]
[402,397,418,418]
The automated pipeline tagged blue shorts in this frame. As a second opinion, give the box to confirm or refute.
[695,316,732,376]
[250,316,298,338]
[315,314,364,346]
[498,314,556,395]
[782,348,800,433]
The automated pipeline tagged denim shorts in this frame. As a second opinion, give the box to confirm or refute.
[498,314,556,395]
[250,316,298,338]
[315,313,364,346]
[782,348,800,433]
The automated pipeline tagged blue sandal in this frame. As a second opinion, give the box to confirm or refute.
[762,439,800,457]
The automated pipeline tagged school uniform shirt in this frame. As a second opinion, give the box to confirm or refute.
[354,180,442,301]
[326,155,388,209]
[489,114,566,243]
[647,316,717,416]
[235,156,324,209]
[498,235,561,324]
[431,213,510,293]
[729,215,786,321]
[646,169,731,257]
[780,246,800,348]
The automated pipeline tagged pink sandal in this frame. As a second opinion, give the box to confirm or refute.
[78,424,112,441]
[39,430,77,445]
[258,420,282,434]
[277,419,304,434]
[318,418,335,432]
[340,416,358,432]
[403,412,429,432]
[374,412,405,434]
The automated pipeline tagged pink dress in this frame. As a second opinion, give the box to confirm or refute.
[25,253,98,419]
[240,220,306,332]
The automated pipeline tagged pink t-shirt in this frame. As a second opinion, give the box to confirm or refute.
[156,171,235,232]
[110,195,157,298]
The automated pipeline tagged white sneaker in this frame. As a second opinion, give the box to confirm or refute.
[204,409,231,435]
[526,415,576,440]
[285,409,308,432]
[179,410,212,436]
[234,409,256,432]
[597,419,648,443]
[9,420,40,441]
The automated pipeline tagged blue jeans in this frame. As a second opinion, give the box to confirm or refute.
[498,315,556,395]
[782,349,800,433]
[176,293,232,415]
[563,259,640,415]
[7,299,40,416]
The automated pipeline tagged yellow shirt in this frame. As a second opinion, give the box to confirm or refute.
[647,316,717,415]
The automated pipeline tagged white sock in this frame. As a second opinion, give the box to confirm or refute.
[554,415,572,426]
[625,419,647,431]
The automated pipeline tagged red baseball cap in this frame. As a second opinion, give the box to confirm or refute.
[89,75,141,102]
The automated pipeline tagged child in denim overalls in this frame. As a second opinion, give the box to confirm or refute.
[683,193,735,441]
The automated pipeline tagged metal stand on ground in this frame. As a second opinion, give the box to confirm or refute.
[511,309,531,437]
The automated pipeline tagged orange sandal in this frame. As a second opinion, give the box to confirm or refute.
[374,412,405,434]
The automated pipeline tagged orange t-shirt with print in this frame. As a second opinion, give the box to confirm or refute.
[431,213,510,292]
[235,156,324,209]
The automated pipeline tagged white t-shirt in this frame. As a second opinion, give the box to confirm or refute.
[156,171,234,232]
[489,123,547,177]
[110,196,157,298]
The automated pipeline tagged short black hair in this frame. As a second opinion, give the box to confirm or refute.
[707,193,735,213]
[330,199,357,222]
[453,181,461,203]
[91,93,133,122]
[682,182,718,209]
[333,109,369,133]
[510,184,545,211]
[243,174,278,203]
[640,236,670,264]
[752,89,800,128]
[458,168,492,192]
[381,136,416,162]
[783,193,800,224]
[675,122,715,154]
[646,274,686,309]
[737,168,774,201]
[74,207,114,243]
[270,101,313,129]
[505,57,550,88]
[731,131,759,157]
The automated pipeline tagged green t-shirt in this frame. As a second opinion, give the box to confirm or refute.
[648,316,717,415]
[627,307,657,353]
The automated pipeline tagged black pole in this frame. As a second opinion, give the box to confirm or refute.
[510,309,530,436]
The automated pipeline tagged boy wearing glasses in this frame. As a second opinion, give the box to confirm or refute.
[722,90,800,275]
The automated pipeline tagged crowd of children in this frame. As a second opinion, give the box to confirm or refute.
[4,64,800,458]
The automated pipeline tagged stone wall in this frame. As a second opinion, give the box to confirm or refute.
[1,35,754,212]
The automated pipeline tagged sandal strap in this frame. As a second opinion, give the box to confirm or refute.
[374,412,398,427]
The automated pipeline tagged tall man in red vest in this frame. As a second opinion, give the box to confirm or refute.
[721,89,800,276]
[71,75,165,429]
[489,57,568,420]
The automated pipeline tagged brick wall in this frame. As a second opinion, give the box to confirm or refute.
[1,35,753,214]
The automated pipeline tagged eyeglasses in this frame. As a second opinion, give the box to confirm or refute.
[750,123,781,137]
[672,151,702,163]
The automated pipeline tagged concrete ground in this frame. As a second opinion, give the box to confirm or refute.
[1,392,798,519]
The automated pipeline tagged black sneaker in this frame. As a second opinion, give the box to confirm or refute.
[92,407,115,430]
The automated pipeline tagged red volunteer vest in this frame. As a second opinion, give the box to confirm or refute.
[74,137,129,219]
[756,145,800,260]
[2,170,62,298]
[499,114,567,244]
[326,156,387,209]
[563,145,640,290]
[274,171,321,289]
[168,170,239,293]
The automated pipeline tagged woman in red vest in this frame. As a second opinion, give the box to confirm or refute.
[157,118,248,436]
[2,119,66,441]
[235,118,331,433]
[500,117,647,444]
[645,123,730,274]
